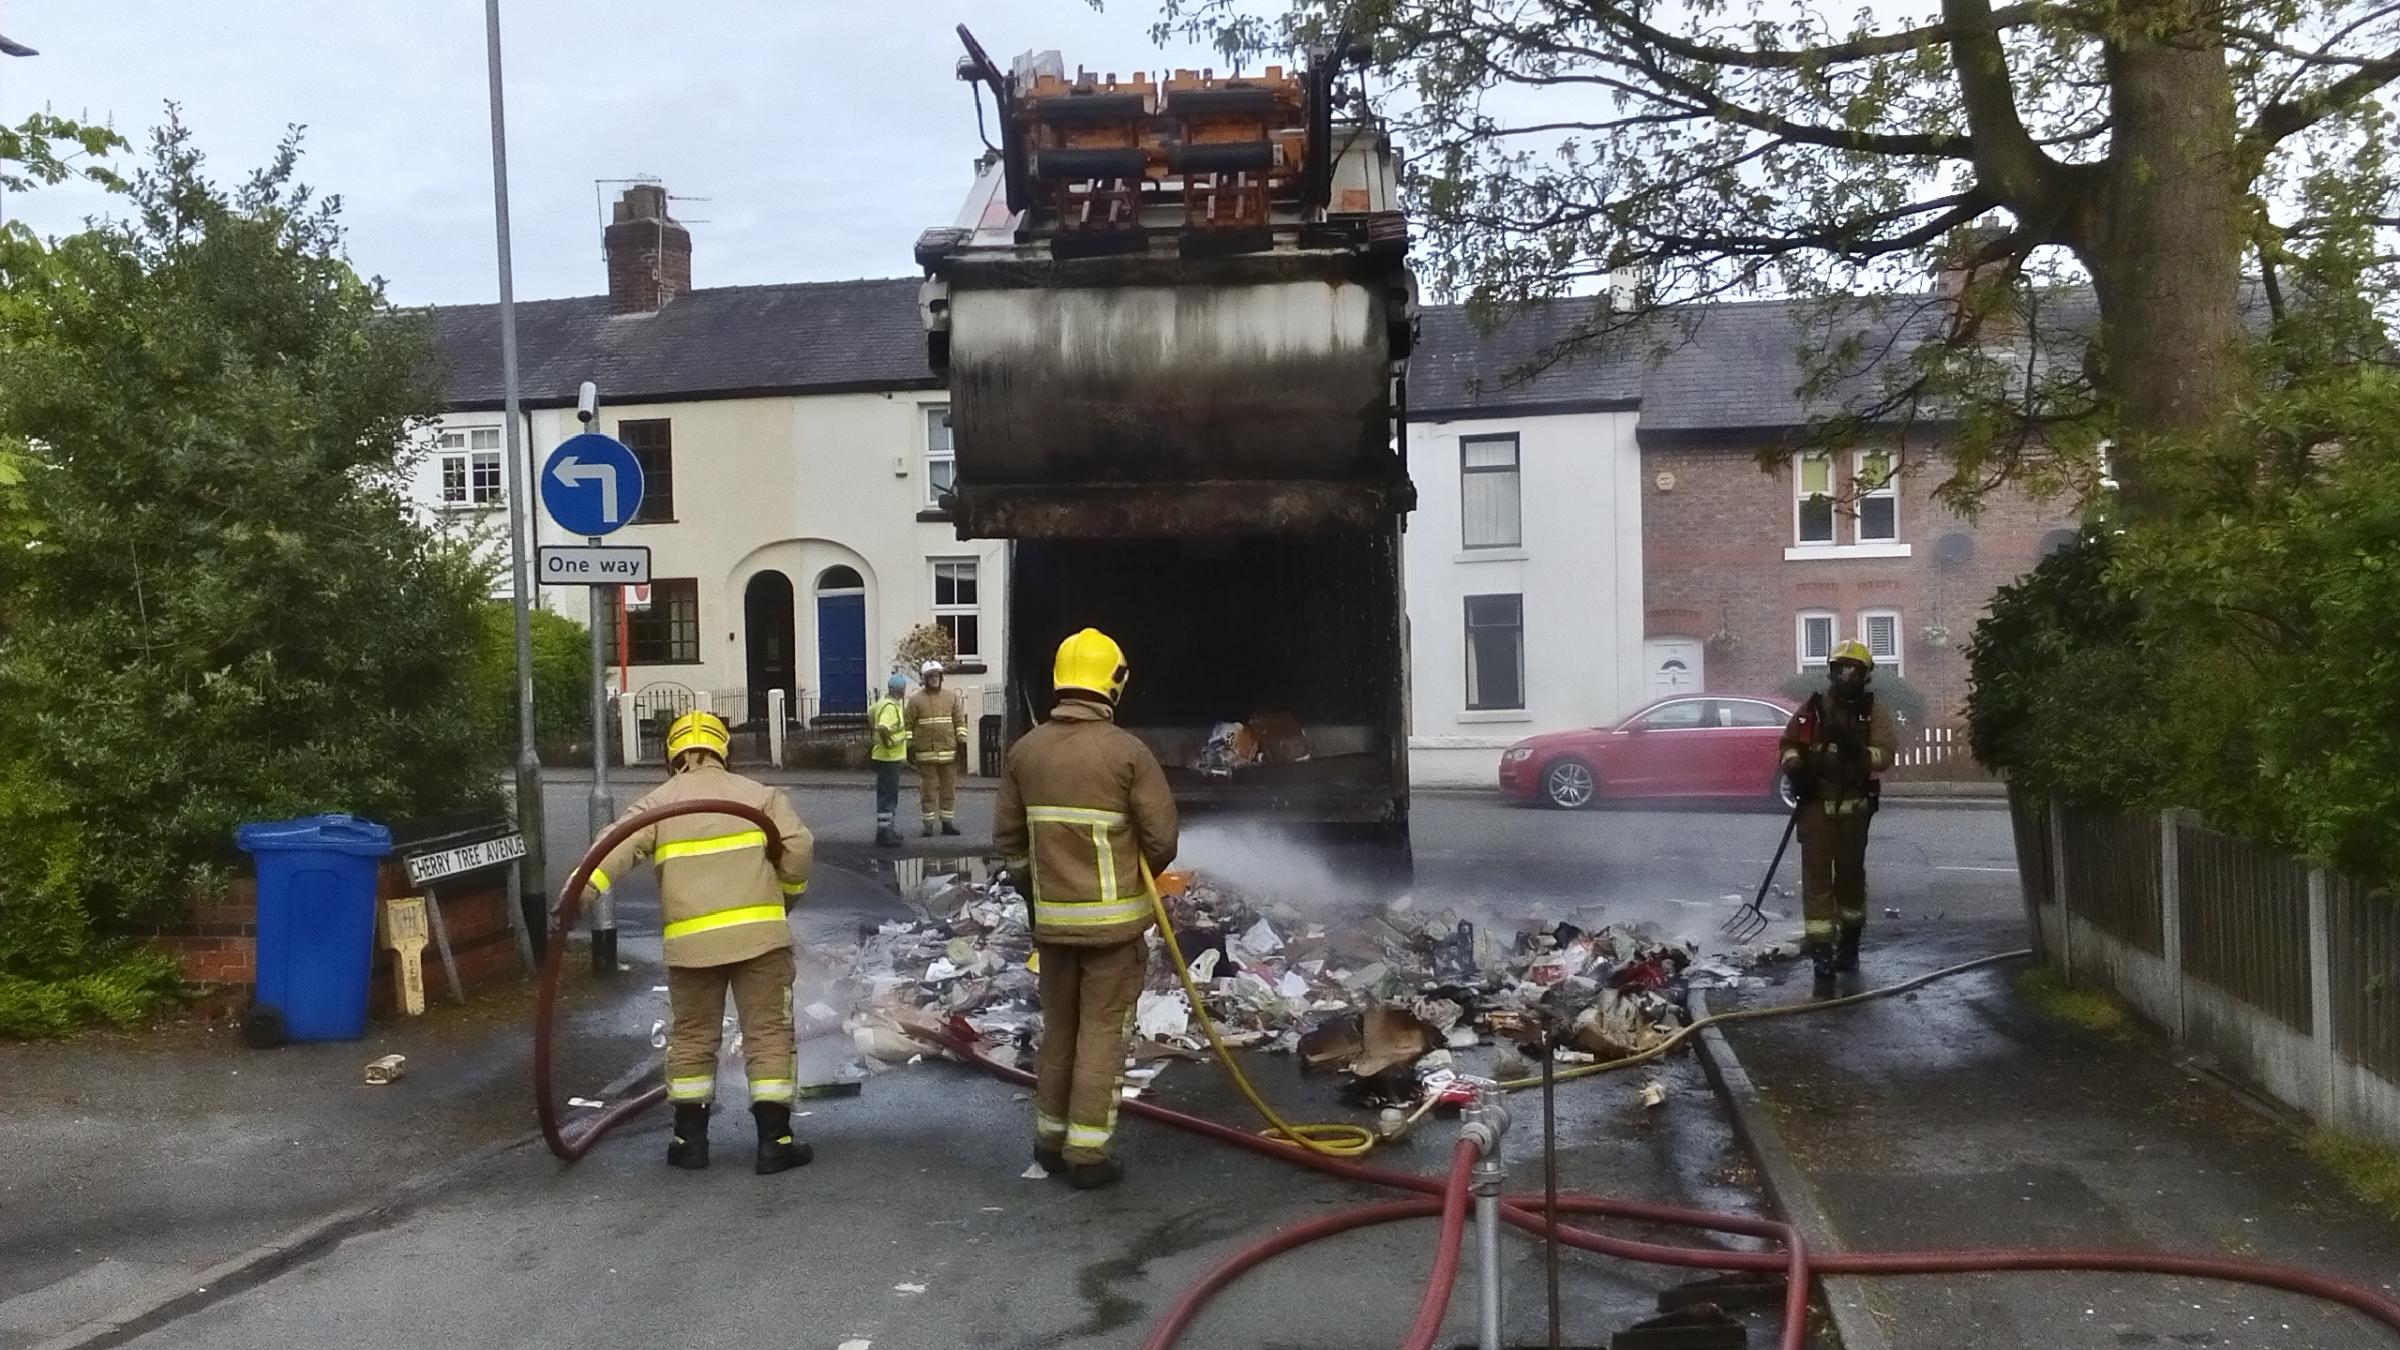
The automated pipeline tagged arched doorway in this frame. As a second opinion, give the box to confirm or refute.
[744,571,796,723]
[815,566,868,717]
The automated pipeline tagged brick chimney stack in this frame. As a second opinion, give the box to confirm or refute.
[604,183,691,314]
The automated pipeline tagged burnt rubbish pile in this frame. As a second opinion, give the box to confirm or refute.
[831,869,1758,1110]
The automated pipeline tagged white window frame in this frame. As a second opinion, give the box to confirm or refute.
[1459,433,1523,550]
[1794,454,1836,546]
[435,426,504,508]
[930,557,981,661]
[1854,449,1898,543]
[924,405,956,508]
[1857,608,1904,676]
[1796,610,1838,671]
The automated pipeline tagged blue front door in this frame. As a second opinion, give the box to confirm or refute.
[817,593,867,716]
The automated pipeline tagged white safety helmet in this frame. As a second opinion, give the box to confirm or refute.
[920,660,944,676]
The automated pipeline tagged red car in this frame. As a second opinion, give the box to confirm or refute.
[1498,694,1803,809]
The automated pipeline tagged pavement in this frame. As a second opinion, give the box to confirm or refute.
[41,783,2374,1350]
[1709,916,2400,1350]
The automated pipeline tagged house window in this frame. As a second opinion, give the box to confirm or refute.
[1460,434,1522,549]
[1859,608,1903,675]
[436,427,504,507]
[1856,450,1898,542]
[932,559,980,660]
[1464,594,1525,710]
[1795,455,1835,545]
[617,419,675,523]
[604,578,700,665]
[1796,610,1837,670]
[925,406,956,507]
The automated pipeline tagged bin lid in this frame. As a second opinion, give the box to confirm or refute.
[235,813,394,857]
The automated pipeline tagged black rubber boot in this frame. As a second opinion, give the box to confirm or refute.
[875,826,901,849]
[752,1103,814,1175]
[1033,1145,1066,1176]
[921,820,935,837]
[667,1103,711,1170]
[940,821,962,837]
[1810,947,1838,995]
[1068,1157,1125,1191]
[1833,925,1863,974]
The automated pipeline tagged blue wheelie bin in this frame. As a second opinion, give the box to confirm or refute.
[236,814,393,1044]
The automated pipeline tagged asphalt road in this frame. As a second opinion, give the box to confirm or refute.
[124,788,2021,1350]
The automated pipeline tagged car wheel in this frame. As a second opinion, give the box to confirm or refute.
[1543,758,1597,810]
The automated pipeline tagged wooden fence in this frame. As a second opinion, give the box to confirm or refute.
[2013,792,2400,1147]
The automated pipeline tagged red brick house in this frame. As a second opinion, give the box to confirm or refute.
[1631,298,2079,719]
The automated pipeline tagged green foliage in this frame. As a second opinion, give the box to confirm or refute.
[1969,363,2400,884]
[0,951,182,1041]
[1777,668,1929,728]
[894,621,955,676]
[475,603,593,750]
[0,115,502,1030]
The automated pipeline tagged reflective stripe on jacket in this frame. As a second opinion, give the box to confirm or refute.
[588,763,814,967]
[870,696,910,763]
[993,699,1179,948]
[1778,693,1900,812]
[906,688,967,764]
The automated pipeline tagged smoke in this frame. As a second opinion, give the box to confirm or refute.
[1170,822,1395,920]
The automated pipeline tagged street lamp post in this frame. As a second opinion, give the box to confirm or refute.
[482,0,548,953]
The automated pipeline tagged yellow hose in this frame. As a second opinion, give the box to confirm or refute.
[1147,877,1381,1157]
[1494,948,2034,1091]
[1144,858,2030,1150]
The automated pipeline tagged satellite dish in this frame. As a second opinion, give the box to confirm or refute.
[1934,532,1975,568]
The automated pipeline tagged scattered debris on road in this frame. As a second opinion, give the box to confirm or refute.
[814,865,1810,1119]
[362,1054,407,1085]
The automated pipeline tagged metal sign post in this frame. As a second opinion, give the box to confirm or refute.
[538,389,645,978]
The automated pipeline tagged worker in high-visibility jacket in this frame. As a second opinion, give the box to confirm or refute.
[1779,641,1900,992]
[906,659,968,837]
[993,628,1179,1190]
[586,711,815,1173]
[869,671,911,848]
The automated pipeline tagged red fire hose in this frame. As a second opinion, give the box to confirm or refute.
[908,1026,2400,1349]
[533,798,785,1162]
[526,820,2400,1347]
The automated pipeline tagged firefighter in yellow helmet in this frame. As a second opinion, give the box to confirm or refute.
[993,628,1179,1189]
[585,710,816,1173]
[1779,640,1900,992]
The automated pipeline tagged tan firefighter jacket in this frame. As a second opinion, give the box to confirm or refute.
[1779,692,1901,816]
[907,687,968,765]
[587,762,814,967]
[993,698,1179,947]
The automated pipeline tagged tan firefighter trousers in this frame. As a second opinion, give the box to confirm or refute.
[664,947,797,1106]
[1034,939,1146,1164]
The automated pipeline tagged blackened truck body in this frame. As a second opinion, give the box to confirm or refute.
[919,35,1419,853]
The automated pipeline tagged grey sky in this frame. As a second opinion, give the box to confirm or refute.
[2,1,1229,305]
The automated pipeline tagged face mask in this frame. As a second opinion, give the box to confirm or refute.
[1830,665,1868,698]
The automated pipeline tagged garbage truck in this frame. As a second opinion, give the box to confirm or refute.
[918,28,1420,854]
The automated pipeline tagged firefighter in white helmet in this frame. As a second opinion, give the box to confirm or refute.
[585,710,816,1173]
[907,659,969,836]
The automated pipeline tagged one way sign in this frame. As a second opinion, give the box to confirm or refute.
[539,433,645,537]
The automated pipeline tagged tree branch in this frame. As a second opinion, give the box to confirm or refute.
[2247,47,2400,147]
[1575,0,2059,72]
[1626,45,1978,158]
[1943,0,2066,206]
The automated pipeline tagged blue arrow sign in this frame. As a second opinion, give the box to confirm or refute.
[539,433,645,537]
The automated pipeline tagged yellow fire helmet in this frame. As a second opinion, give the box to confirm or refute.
[1053,627,1130,704]
[1829,639,1876,669]
[665,709,732,764]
